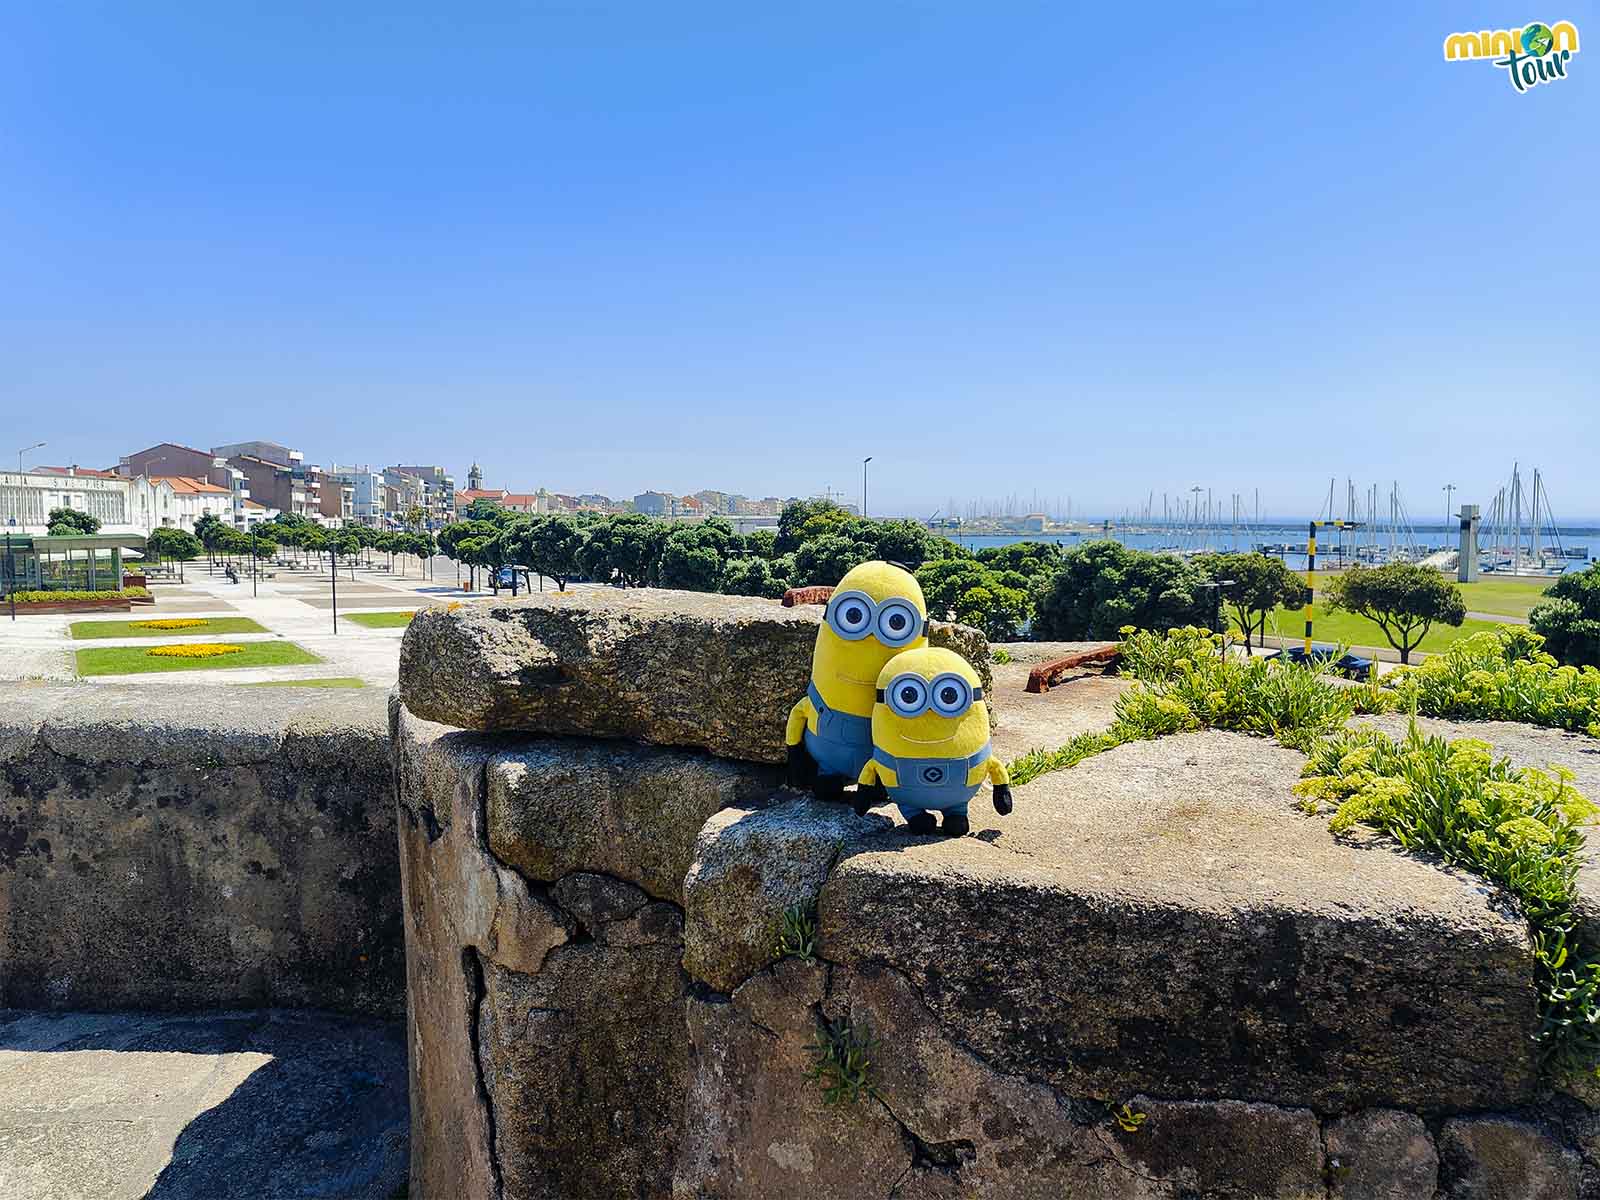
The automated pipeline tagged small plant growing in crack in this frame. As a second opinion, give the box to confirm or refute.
[806,1016,878,1104]
[776,904,818,964]
[1109,1102,1146,1133]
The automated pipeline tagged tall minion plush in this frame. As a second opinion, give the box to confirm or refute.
[858,646,1013,837]
[785,561,928,811]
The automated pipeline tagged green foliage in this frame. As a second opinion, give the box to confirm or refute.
[144,527,202,565]
[658,519,737,592]
[990,646,1014,665]
[791,533,877,588]
[776,905,818,963]
[1297,722,1600,1070]
[1324,563,1466,664]
[579,513,670,587]
[1009,729,1129,786]
[1032,541,1213,640]
[744,528,779,559]
[975,539,1064,580]
[46,507,101,536]
[1194,551,1308,648]
[1381,627,1600,735]
[777,499,845,554]
[503,515,588,590]
[721,555,787,599]
[1109,1103,1147,1134]
[915,557,1029,640]
[1531,563,1600,669]
[193,513,227,551]
[463,497,513,524]
[806,1016,878,1105]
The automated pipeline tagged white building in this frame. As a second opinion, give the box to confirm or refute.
[0,468,254,537]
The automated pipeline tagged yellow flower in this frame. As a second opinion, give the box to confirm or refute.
[131,618,210,630]
[146,643,245,659]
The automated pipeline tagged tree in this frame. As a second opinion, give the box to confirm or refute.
[438,519,501,585]
[1195,552,1309,648]
[144,527,201,581]
[504,515,588,591]
[1324,562,1466,664]
[744,528,779,559]
[658,520,737,591]
[46,507,101,536]
[579,514,669,587]
[791,533,877,588]
[1032,540,1213,640]
[777,499,845,553]
[464,498,512,525]
[975,540,1062,581]
[721,556,786,599]
[1530,563,1600,668]
[915,557,1030,640]
[404,504,426,531]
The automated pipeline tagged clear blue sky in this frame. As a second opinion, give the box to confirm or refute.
[3,2,1595,519]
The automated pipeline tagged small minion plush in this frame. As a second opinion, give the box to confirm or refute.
[857,646,1013,836]
[785,561,928,810]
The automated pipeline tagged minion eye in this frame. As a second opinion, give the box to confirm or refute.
[930,674,972,717]
[887,674,929,717]
[874,599,921,647]
[827,591,874,640]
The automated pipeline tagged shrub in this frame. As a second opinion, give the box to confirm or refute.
[1032,541,1212,640]
[146,643,245,658]
[1297,722,1600,1070]
[1531,563,1600,669]
[1383,627,1600,735]
[8,588,149,603]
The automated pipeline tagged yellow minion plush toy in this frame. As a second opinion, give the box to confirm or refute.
[858,646,1013,836]
[785,560,928,811]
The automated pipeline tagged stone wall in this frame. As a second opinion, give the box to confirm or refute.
[0,683,402,1016]
[394,591,1600,1199]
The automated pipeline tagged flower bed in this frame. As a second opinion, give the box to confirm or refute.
[146,643,245,659]
[131,618,211,631]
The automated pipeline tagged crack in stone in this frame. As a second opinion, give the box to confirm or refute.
[464,946,505,1200]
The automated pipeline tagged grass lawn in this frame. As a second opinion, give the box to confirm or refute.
[69,616,269,640]
[75,641,322,677]
[1455,576,1559,618]
[343,611,416,629]
[1247,607,1509,656]
[245,676,366,688]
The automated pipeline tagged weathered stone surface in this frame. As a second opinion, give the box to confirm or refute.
[396,701,693,1199]
[682,792,890,992]
[0,684,402,1015]
[676,958,910,1199]
[819,730,1540,1112]
[393,701,570,1200]
[1113,1096,1324,1199]
[487,738,781,901]
[399,587,989,761]
[1439,1116,1580,1200]
[478,939,688,1200]
[0,1007,408,1200]
[1324,1109,1438,1200]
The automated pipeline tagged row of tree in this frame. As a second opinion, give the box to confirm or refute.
[142,513,438,582]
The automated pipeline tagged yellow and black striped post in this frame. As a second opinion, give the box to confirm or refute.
[1303,519,1364,655]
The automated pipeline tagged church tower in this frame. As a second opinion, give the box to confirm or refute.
[467,461,483,490]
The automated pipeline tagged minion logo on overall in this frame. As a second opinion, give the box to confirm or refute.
[785,561,928,812]
[858,646,1013,837]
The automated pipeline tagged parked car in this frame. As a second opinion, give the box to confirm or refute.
[1266,643,1374,681]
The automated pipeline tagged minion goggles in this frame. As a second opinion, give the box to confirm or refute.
[877,672,982,719]
[824,589,926,648]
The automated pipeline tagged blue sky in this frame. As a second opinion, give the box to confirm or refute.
[2,2,1595,519]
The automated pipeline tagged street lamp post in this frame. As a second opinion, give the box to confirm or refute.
[17,442,45,474]
[861,456,873,518]
[1443,483,1456,541]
